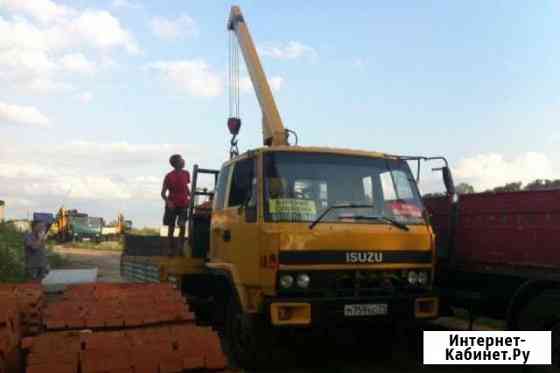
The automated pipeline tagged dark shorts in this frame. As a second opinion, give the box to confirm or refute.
[26,266,49,281]
[163,206,188,227]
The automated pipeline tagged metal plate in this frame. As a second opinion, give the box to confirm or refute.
[343,303,388,317]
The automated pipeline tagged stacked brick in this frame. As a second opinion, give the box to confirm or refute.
[43,284,195,330]
[0,297,21,373]
[23,325,229,373]
[0,284,44,336]
[21,283,230,373]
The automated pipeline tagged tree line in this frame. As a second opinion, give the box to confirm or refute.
[423,179,560,198]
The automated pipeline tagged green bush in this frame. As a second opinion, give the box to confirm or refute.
[0,222,68,283]
[0,222,26,282]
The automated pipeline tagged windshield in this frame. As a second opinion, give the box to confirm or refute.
[87,217,103,228]
[72,217,102,229]
[263,152,425,225]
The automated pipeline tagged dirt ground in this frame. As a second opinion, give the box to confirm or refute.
[53,245,123,282]
[52,245,556,373]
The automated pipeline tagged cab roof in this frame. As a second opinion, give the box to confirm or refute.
[228,146,398,164]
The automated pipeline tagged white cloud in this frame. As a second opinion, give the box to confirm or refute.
[1,3,139,53]
[259,41,317,61]
[111,0,141,9]
[352,58,366,69]
[100,55,119,69]
[148,59,223,97]
[269,76,284,92]
[150,15,198,40]
[0,101,50,127]
[0,2,139,94]
[454,152,557,191]
[76,91,93,103]
[0,141,213,226]
[23,79,73,95]
[239,75,284,93]
[51,10,140,54]
[0,162,132,200]
[60,53,96,74]
[0,16,48,51]
[0,47,55,80]
[2,0,75,24]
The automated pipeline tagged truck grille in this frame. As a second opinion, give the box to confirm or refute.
[277,270,417,298]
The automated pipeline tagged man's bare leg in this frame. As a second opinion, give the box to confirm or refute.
[178,225,186,255]
[167,224,176,256]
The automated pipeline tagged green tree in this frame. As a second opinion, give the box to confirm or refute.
[456,182,475,194]
[485,182,522,193]
[524,179,560,191]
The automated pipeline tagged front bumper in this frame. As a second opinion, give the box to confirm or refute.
[266,292,438,326]
[74,233,101,241]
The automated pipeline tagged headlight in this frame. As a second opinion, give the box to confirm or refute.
[296,273,310,288]
[279,275,294,289]
[407,271,418,285]
[418,271,429,285]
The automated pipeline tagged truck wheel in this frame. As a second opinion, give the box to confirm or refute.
[354,324,394,359]
[515,291,560,367]
[224,295,272,369]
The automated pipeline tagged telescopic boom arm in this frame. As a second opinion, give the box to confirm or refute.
[228,5,288,147]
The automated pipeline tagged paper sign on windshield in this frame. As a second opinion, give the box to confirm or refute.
[389,201,422,218]
[268,199,316,221]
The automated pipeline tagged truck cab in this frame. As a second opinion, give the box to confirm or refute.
[186,146,443,366]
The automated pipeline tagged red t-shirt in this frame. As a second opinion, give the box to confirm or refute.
[164,170,191,208]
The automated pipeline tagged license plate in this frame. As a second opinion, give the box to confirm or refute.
[82,238,90,241]
[344,303,388,317]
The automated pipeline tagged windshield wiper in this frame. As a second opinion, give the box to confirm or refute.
[338,215,409,231]
[308,204,374,230]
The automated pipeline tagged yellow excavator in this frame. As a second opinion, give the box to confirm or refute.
[121,5,456,368]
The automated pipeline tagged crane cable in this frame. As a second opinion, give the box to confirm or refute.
[228,31,240,158]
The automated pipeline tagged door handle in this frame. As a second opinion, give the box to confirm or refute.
[222,229,231,242]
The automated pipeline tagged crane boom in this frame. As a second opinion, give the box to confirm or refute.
[228,5,288,147]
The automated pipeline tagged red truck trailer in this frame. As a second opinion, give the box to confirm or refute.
[424,190,560,364]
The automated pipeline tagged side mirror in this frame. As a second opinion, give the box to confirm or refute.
[442,166,456,196]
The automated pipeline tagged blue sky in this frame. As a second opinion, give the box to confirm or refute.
[1,0,559,226]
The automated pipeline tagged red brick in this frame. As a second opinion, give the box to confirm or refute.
[80,350,132,373]
[158,351,183,373]
[27,362,77,373]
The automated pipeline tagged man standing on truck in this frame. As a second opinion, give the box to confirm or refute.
[161,154,191,255]
[23,221,50,281]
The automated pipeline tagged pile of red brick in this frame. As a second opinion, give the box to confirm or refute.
[0,283,229,373]
[44,284,195,330]
[18,283,230,373]
[0,298,21,373]
[0,285,44,336]
[24,324,228,373]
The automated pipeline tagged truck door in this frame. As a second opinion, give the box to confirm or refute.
[211,157,259,286]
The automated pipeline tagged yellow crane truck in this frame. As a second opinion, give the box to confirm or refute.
[121,5,456,367]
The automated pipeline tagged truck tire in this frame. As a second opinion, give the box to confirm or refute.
[224,295,273,369]
[514,290,560,367]
[354,324,394,359]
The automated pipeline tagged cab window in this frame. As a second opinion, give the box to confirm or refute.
[214,164,231,210]
[228,158,256,207]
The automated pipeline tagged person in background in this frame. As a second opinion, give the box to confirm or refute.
[161,154,191,255]
[24,221,50,282]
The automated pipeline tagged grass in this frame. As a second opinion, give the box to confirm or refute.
[0,222,69,283]
[129,227,160,236]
